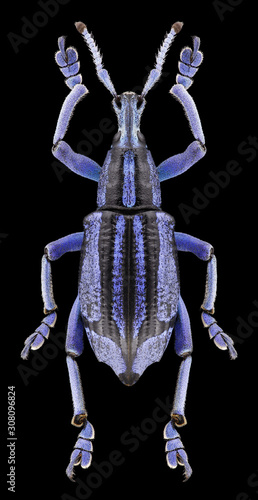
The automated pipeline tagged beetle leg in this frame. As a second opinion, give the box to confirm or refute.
[65,296,94,481]
[21,255,57,359]
[21,233,84,360]
[52,36,102,182]
[157,85,206,181]
[164,295,193,481]
[55,35,83,90]
[201,256,237,359]
[176,36,203,90]
[164,421,192,481]
[157,36,206,181]
[52,84,102,182]
[53,140,102,182]
[66,296,86,426]
[175,232,237,359]
[66,420,94,481]
[21,310,57,360]
[53,84,88,145]
[157,140,206,182]
[171,84,205,144]
[172,296,193,425]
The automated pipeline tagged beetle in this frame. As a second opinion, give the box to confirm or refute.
[21,21,237,481]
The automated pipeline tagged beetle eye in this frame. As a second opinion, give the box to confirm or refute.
[137,96,143,109]
[115,96,122,109]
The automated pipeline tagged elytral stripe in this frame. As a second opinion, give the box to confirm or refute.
[80,212,102,322]
[156,212,178,322]
[122,150,136,208]
[112,215,126,338]
[132,215,146,338]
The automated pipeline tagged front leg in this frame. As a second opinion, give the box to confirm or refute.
[52,36,101,182]
[175,232,237,360]
[157,37,206,182]
[21,232,84,359]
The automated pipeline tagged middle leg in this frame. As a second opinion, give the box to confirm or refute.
[21,232,84,360]
[175,232,237,359]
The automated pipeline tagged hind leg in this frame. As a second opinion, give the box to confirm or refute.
[164,295,193,481]
[65,295,94,481]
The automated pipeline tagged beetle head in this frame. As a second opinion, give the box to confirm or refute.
[111,91,146,147]
[75,21,183,143]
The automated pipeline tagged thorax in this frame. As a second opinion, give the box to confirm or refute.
[97,145,162,211]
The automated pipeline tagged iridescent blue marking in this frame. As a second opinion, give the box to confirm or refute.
[122,150,136,207]
[80,212,102,322]
[112,216,126,337]
[133,216,146,338]
[146,150,161,207]
[97,151,112,207]
[86,328,126,376]
[132,329,172,376]
[156,213,179,322]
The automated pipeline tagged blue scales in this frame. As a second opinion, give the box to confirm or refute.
[78,210,179,386]
[21,20,237,482]
[122,150,136,207]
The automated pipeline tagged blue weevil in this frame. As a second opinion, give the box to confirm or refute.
[21,21,237,481]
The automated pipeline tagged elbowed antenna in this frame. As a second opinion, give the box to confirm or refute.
[75,21,117,97]
[141,21,183,98]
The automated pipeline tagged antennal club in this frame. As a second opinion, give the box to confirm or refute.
[75,21,117,98]
[141,21,183,98]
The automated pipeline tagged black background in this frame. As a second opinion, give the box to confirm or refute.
[3,1,258,499]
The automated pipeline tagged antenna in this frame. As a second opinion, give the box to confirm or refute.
[75,22,117,97]
[141,22,183,97]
